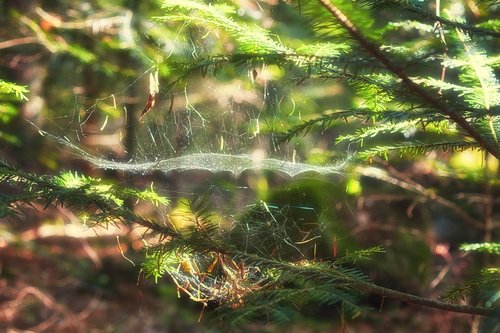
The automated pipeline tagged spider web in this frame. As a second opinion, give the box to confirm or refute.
[21,5,353,304]
[36,64,347,178]
[29,0,351,179]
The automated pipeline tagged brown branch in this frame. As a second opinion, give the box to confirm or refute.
[317,0,500,160]
[0,37,40,49]
[246,253,498,317]
[357,165,487,229]
[354,281,498,317]
[380,160,488,229]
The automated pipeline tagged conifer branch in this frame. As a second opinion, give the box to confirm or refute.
[357,141,480,159]
[404,7,500,38]
[0,162,178,238]
[2,162,497,319]
[242,254,498,318]
[317,0,500,160]
[353,281,498,317]
[360,0,500,37]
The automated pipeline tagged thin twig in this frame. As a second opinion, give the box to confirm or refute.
[356,165,486,230]
[483,154,494,266]
[317,0,500,160]
[0,37,40,49]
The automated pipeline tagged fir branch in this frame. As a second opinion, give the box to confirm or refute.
[0,79,29,101]
[280,105,494,148]
[416,77,473,95]
[159,0,290,54]
[475,0,500,7]
[357,141,480,159]
[359,0,500,37]
[404,6,500,38]
[478,19,500,32]
[279,109,375,142]
[441,266,499,304]
[238,253,498,317]
[317,0,500,160]
[460,242,500,255]
[166,51,348,87]
[0,162,177,237]
[455,29,500,112]
[354,281,498,317]
[333,246,385,265]
[336,121,418,146]
[385,20,435,34]
[221,286,363,325]
[150,242,498,319]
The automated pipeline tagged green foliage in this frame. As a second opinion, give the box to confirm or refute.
[357,141,480,160]
[0,79,28,145]
[460,242,500,255]
[140,195,383,324]
[157,0,353,94]
[360,0,500,37]
[0,162,171,235]
[443,243,500,310]
[1,0,499,330]
[0,79,29,101]
[138,192,385,324]
[55,170,169,207]
[160,0,290,54]
[444,267,500,305]
[285,1,499,159]
[156,0,500,160]
[146,1,500,324]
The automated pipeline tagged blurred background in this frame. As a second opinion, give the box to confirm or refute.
[0,0,498,332]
